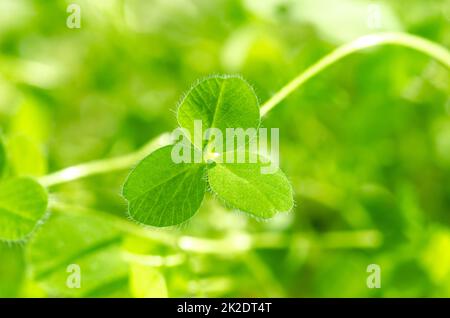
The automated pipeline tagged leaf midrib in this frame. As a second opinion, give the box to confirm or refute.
[209,79,226,130]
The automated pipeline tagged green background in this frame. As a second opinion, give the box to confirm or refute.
[0,0,449,297]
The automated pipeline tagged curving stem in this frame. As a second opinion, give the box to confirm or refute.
[39,32,450,187]
[260,32,450,116]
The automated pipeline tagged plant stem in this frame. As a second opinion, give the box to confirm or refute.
[51,200,382,253]
[260,32,450,116]
[39,32,450,187]
[122,251,186,267]
[38,132,172,187]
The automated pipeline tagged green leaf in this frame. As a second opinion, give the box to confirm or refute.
[207,154,293,218]
[177,75,260,147]
[27,211,129,297]
[123,145,207,227]
[0,177,48,241]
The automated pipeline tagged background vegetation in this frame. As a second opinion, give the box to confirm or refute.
[0,0,449,297]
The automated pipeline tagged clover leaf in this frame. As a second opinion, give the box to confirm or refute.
[177,75,260,148]
[123,146,207,227]
[0,177,48,241]
[208,153,294,218]
[123,75,294,227]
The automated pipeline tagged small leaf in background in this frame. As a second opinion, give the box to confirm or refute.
[0,177,48,241]
[123,146,207,227]
[177,75,260,148]
[359,184,406,247]
[7,134,47,177]
[130,264,168,298]
[208,153,293,218]
[0,242,25,297]
[27,212,129,297]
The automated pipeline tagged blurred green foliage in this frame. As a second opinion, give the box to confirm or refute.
[0,0,449,297]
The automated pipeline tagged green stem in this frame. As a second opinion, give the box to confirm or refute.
[50,200,381,252]
[122,252,186,267]
[39,32,450,187]
[38,132,172,187]
[260,32,450,116]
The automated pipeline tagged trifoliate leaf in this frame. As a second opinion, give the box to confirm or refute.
[27,211,129,297]
[177,75,260,148]
[123,146,207,227]
[207,153,293,218]
[0,177,48,241]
